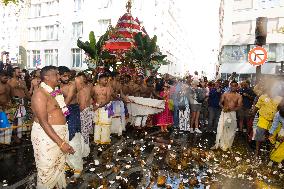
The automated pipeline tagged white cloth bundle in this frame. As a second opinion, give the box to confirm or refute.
[127,96,165,116]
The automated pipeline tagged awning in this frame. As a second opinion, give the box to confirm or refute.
[220,62,280,74]
[224,33,284,45]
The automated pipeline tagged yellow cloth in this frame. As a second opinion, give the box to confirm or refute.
[31,122,68,189]
[270,141,284,163]
[255,95,282,130]
[94,106,112,144]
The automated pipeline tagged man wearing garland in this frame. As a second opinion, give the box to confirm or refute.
[31,66,74,189]
[58,66,83,177]
[92,72,112,144]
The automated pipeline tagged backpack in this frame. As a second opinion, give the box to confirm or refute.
[195,89,206,104]
[178,93,188,111]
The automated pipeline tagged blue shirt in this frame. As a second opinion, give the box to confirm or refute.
[269,112,284,134]
[208,88,223,108]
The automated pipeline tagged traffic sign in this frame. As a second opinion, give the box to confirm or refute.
[248,46,267,66]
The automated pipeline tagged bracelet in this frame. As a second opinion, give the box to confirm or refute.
[60,141,66,149]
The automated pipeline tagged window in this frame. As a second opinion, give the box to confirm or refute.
[42,1,58,16]
[45,49,58,66]
[30,4,41,18]
[267,18,279,33]
[233,0,253,10]
[98,19,111,35]
[72,22,83,39]
[74,0,82,11]
[27,50,30,67]
[72,48,82,68]
[232,21,251,35]
[257,0,280,8]
[268,44,276,61]
[32,50,41,68]
[28,27,41,41]
[45,25,58,40]
[100,0,112,8]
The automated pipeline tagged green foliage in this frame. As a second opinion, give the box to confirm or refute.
[2,0,18,6]
[77,30,114,68]
[127,32,168,71]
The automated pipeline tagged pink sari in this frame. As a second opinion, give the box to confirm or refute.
[154,90,173,127]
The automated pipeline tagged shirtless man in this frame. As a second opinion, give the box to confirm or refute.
[8,67,30,99]
[31,66,74,188]
[75,72,93,156]
[58,66,83,176]
[8,67,30,140]
[211,80,242,151]
[110,72,123,100]
[121,75,132,96]
[29,69,41,95]
[0,71,11,111]
[92,73,112,144]
[135,76,160,98]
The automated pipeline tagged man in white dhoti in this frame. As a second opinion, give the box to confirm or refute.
[110,72,126,136]
[31,66,75,189]
[211,81,242,151]
[59,66,83,176]
[92,72,113,144]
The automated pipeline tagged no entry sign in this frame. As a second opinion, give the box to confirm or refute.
[248,46,267,66]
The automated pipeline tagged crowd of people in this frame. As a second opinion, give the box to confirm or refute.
[0,65,284,189]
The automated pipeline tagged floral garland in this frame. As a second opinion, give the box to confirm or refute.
[40,82,70,117]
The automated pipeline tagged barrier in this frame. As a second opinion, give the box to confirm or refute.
[0,124,32,145]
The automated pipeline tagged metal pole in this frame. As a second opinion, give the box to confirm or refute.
[281,61,284,75]
[255,17,268,82]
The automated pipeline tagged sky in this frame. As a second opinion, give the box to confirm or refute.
[178,0,221,78]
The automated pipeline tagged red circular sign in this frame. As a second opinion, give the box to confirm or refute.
[248,46,268,66]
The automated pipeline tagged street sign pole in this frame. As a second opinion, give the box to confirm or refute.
[255,17,268,81]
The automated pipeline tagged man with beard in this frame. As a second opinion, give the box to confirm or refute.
[8,67,30,141]
[31,66,74,189]
[211,80,242,151]
[29,69,41,95]
[58,66,83,177]
[92,73,112,144]
[75,72,93,158]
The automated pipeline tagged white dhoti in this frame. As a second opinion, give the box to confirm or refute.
[127,96,165,128]
[111,101,126,136]
[66,133,85,173]
[94,104,112,144]
[31,122,68,189]
[15,104,26,138]
[214,111,237,151]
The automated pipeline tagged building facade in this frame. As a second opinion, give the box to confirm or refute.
[2,0,192,75]
[220,0,284,80]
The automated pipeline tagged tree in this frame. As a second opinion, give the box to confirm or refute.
[1,0,18,6]
[77,31,114,69]
[127,32,168,72]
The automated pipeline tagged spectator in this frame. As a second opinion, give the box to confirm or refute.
[207,80,223,133]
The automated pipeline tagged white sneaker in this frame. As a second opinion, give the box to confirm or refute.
[190,128,194,134]
[195,128,202,134]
